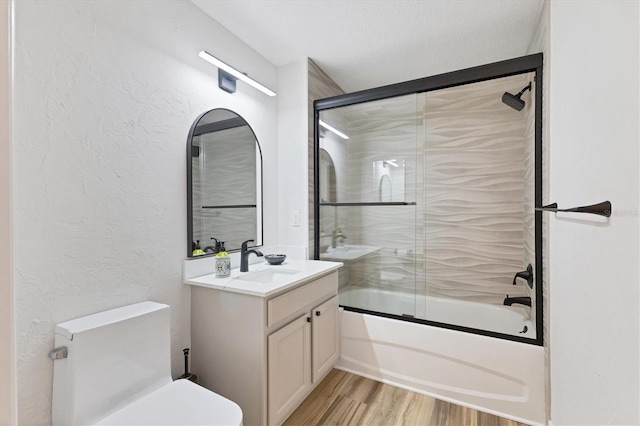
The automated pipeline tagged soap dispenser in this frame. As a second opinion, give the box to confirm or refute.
[215,242,230,277]
[192,240,205,256]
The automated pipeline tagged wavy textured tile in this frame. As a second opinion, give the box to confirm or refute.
[423,74,533,304]
[327,74,535,310]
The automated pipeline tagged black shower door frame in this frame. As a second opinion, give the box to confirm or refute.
[313,53,544,346]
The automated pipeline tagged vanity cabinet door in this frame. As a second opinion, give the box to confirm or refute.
[312,295,340,383]
[268,314,312,426]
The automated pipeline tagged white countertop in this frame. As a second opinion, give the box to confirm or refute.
[184,259,343,297]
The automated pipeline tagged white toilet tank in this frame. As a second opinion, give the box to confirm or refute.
[52,301,243,426]
[52,302,173,425]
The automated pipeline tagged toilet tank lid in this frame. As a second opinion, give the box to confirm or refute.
[55,301,169,340]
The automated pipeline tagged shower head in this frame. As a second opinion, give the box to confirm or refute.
[502,82,532,111]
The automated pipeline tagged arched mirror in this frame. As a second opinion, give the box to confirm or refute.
[319,148,336,203]
[379,175,392,202]
[187,108,262,257]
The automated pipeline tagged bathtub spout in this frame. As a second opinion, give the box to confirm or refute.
[503,295,531,307]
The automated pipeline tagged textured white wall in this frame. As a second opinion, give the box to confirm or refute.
[549,1,639,424]
[277,60,308,249]
[0,0,16,424]
[13,1,277,424]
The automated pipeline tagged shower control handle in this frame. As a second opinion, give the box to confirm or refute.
[513,264,534,289]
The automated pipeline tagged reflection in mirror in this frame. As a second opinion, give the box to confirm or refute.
[187,109,262,257]
[318,149,338,254]
[373,159,405,202]
[379,175,392,202]
[319,149,337,203]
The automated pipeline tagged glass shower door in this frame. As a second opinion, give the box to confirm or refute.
[314,54,543,344]
[317,94,421,318]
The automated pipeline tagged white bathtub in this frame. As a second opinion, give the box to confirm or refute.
[336,287,545,425]
[338,287,535,338]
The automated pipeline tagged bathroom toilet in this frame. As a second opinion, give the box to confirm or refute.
[51,301,243,425]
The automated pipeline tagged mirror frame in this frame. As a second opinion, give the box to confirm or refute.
[186,108,263,258]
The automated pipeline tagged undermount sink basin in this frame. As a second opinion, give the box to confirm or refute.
[236,268,301,284]
[320,245,381,261]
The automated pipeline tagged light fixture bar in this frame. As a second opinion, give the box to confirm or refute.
[319,119,349,140]
[199,51,276,97]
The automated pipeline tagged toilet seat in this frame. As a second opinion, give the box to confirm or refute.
[95,379,243,426]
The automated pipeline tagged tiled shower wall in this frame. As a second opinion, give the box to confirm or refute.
[422,74,533,304]
[308,59,345,258]
[329,73,535,305]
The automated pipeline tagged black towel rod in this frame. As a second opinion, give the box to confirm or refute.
[535,201,612,217]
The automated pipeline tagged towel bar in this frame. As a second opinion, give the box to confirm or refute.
[535,201,611,217]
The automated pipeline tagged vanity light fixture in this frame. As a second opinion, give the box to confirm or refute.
[319,120,349,140]
[198,50,276,97]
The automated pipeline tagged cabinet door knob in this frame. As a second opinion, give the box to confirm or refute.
[315,311,321,317]
[307,317,311,323]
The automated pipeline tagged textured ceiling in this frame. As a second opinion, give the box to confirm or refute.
[192,0,544,93]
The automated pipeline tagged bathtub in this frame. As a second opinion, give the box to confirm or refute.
[338,286,535,338]
[336,287,545,425]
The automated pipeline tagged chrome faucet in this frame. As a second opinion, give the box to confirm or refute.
[331,228,346,248]
[240,239,263,272]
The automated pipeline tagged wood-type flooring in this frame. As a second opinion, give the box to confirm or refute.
[283,369,529,426]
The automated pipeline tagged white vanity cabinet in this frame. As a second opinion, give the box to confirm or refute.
[189,268,340,426]
[311,296,340,382]
[267,314,311,425]
[267,292,340,425]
